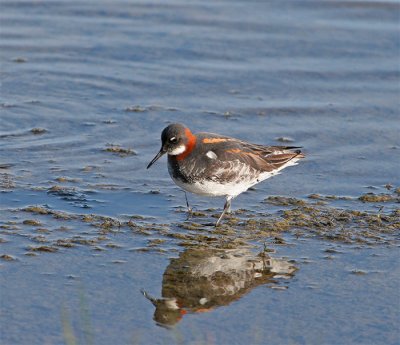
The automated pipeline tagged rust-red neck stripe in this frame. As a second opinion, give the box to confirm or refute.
[176,128,196,161]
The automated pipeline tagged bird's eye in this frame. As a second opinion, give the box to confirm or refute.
[169,137,177,143]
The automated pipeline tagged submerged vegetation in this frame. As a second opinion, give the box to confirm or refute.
[0,191,398,261]
[103,144,137,157]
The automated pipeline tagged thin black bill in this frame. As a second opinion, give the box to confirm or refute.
[147,149,166,169]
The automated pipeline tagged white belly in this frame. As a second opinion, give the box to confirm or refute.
[171,176,251,197]
[169,157,301,198]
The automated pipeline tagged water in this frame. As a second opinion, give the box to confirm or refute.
[1,1,399,344]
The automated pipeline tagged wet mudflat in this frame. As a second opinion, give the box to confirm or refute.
[1,1,399,344]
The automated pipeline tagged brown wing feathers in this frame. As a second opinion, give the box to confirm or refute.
[239,142,304,171]
[198,133,304,173]
[264,151,304,169]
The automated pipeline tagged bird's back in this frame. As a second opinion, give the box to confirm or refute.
[194,132,304,173]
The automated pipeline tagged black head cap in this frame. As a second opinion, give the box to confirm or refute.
[161,123,188,145]
[147,123,190,169]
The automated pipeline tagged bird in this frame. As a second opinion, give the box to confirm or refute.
[147,123,304,226]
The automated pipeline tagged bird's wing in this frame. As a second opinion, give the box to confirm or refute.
[197,133,304,173]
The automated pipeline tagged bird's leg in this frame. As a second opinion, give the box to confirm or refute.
[184,192,193,219]
[215,197,232,227]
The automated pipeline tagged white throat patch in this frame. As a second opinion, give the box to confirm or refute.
[169,145,186,155]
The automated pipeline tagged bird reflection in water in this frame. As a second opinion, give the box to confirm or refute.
[141,246,297,327]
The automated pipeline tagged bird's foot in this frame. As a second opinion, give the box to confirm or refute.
[186,206,194,220]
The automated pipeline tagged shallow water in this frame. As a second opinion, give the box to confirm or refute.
[1,1,399,344]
